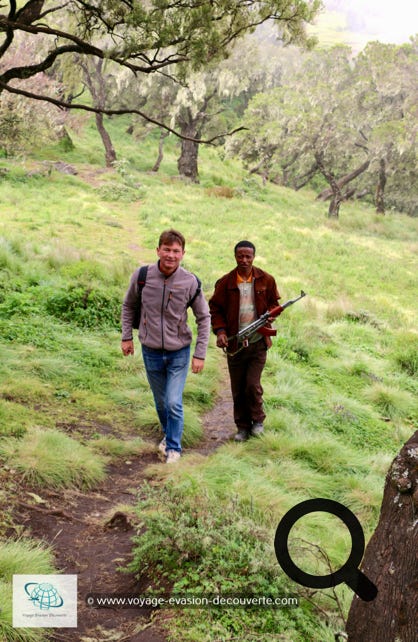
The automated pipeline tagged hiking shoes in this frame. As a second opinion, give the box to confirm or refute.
[234,430,249,442]
[166,450,181,464]
[158,437,166,456]
[250,422,264,437]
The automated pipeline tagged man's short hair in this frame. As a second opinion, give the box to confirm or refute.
[158,229,186,250]
[234,240,256,255]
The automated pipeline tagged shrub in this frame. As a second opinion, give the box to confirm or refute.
[129,482,332,641]
[45,285,121,328]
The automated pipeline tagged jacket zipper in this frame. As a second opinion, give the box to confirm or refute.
[161,280,167,350]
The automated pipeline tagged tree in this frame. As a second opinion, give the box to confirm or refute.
[78,57,117,166]
[116,30,290,180]
[229,41,418,216]
[174,39,273,182]
[0,0,321,142]
[110,69,178,172]
[229,44,365,216]
[346,431,418,642]
[0,32,67,155]
[351,40,418,216]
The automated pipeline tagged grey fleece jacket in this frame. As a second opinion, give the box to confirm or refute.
[121,262,210,360]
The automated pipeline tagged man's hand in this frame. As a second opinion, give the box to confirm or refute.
[268,308,282,322]
[121,339,134,356]
[192,357,205,373]
[216,331,228,348]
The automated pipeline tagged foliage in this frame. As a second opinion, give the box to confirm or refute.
[45,285,121,328]
[0,34,66,156]
[228,41,418,216]
[0,0,320,140]
[129,482,328,641]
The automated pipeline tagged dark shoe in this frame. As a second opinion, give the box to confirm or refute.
[250,422,264,436]
[234,430,249,442]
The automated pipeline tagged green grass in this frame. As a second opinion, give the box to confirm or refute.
[0,428,107,488]
[0,540,56,642]
[1,114,417,641]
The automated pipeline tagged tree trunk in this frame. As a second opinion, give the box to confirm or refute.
[152,129,169,172]
[346,431,418,642]
[328,193,342,218]
[95,112,116,167]
[315,151,342,218]
[81,58,116,168]
[177,121,200,183]
[317,160,370,201]
[375,158,386,214]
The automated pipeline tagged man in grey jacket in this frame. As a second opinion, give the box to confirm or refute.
[121,229,210,463]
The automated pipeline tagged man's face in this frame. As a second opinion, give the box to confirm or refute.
[235,247,255,275]
[157,241,185,275]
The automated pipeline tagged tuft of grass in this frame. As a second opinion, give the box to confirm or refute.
[0,540,56,580]
[264,362,318,414]
[181,407,205,448]
[325,297,356,322]
[90,435,153,458]
[0,399,33,437]
[0,540,56,642]
[128,480,340,642]
[392,331,418,377]
[364,383,417,421]
[0,428,106,488]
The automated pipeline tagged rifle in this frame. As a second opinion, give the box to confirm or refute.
[224,290,306,355]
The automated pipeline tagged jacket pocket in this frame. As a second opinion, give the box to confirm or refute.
[255,286,268,308]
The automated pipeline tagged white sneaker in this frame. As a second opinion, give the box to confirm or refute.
[158,437,166,456]
[166,450,181,464]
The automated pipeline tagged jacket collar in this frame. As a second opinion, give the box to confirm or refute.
[227,265,264,287]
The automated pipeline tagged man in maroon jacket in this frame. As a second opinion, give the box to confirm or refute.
[209,241,280,442]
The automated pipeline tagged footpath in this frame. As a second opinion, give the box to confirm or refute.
[17,380,234,642]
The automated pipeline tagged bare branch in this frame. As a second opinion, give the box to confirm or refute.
[0,79,248,144]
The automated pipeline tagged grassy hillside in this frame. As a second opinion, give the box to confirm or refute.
[1,116,417,641]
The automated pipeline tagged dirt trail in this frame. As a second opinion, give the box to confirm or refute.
[16,374,234,642]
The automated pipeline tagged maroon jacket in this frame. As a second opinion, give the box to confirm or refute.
[209,266,280,352]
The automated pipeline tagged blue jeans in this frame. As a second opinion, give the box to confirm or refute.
[141,345,190,453]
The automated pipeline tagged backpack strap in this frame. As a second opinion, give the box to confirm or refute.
[188,275,202,308]
[132,265,148,329]
[133,267,200,328]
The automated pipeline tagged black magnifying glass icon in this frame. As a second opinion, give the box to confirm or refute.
[274,498,378,602]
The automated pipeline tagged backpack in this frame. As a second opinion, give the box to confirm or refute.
[132,265,202,329]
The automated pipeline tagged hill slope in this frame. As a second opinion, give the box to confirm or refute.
[0,117,417,641]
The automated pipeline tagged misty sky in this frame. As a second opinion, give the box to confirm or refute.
[309,0,417,50]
